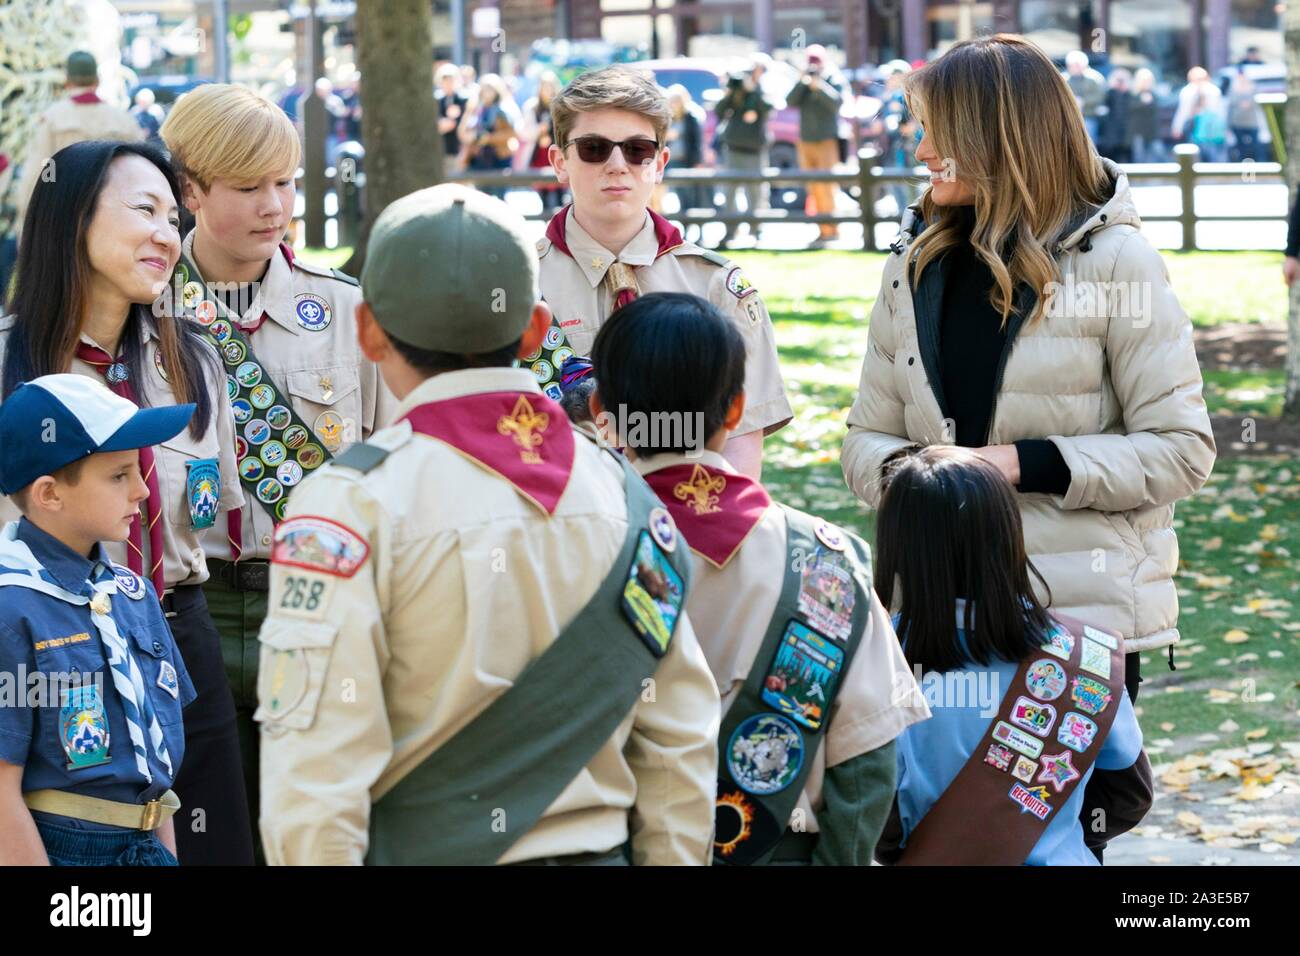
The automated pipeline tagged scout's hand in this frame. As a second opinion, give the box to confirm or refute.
[974,444,1021,485]
[743,110,758,124]
[0,762,49,865]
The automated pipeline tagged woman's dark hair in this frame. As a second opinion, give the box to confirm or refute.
[875,445,1054,673]
[591,292,746,455]
[3,140,213,438]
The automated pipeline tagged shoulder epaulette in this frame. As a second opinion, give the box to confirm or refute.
[294,258,361,287]
[333,441,390,474]
[536,236,552,258]
[672,245,730,268]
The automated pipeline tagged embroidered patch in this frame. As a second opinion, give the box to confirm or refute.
[761,619,843,731]
[495,395,550,465]
[240,457,265,481]
[543,325,564,350]
[60,684,111,769]
[231,399,254,425]
[620,531,685,657]
[1042,626,1075,661]
[260,440,288,467]
[796,554,856,642]
[672,464,725,516]
[221,339,247,366]
[157,660,180,700]
[992,720,1044,759]
[245,419,271,445]
[185,458,221,530]
[314,411,345,453]
[1038,750,1081,793]
[266,404,292,431]
[813,519,846,552]
[256,478,284,504]
[113,567,145,600]
[1071,676,1113,716]
[194,300,218,325]
[272,515,371,578]
[295,292,332,331]
[1009,783,1053,820]
[283,424,310,450]
[1057,711,1099,752]
[209,318,233,343]
[1025,659,1067,702]
[236,361,262,388]
[260,648,308,718]
[226,375,239,402]
[297,443,326,470]
[744,298,761,326]
[182,281,204,309]
[277,461,304,487]
[714,785,781,864]
[1009,696,1057,738]
[1083,625,1120,650]
[1011,755,1038,782]
[985,743,1014,771]
[648,506,677,553]
[33,632,91,652]
[727,712,805,795]
[250,384,276,410]
[724,266,756,299]
[1080,638,1112,679]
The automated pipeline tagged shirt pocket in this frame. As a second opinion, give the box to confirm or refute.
[129,622,190,726]
[254,619,338,732]
[285,366,363,450]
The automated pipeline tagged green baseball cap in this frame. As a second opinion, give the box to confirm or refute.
[361,184,538,353]
[66,51,98,83]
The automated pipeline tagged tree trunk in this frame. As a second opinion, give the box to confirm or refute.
[1286,0,1300,418]
[343,0,443,277]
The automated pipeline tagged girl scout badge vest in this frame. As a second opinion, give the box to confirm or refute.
[361,391,692,866]
[898,615,1126,865]
[170,249,335,524]
[640,463,871,866]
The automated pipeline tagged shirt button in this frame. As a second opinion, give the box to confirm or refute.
[892,279,899,288]
[261,535,272,546]
[153,641,163,654]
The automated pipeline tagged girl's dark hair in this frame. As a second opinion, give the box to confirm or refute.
[591,292,746,455]
[4,140,213,438]
[875,445,1054,673]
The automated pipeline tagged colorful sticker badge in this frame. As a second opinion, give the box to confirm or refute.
[1057,711,1098,753]
[648,507,677,553]
[1080,638,1112,679]
[256,478,284,504]
[797,555,856,642]
[714,785,780,863]
[984,743,1014,771]
[250,384,276,410]
[297,443,326,470]
[245,419,271,445]
[156,660,180,700]
[60,684,111,769]
[1011,755,1038,782]
[260,440,288,467]
[1071,676,1113,716]
[222,339,247,366]
[294,292,332,331]
[282,424,309,450]
[314,411,344,452]
[276,461,304,487]
[620,531,685,658]
[1010,696,1058,738]
[1008,783,1053,821]
[1083,625,1120,650]
[231,399,254,425]
[236,361,262,388]
[1037,751,1081,793]
[1025,659,1068,702]
[993,720,1045,759]
[272,515,371,578]
[761,620,843,731]
[239,457,265,482]
[266,404,292,431]
[185,458,221,530]
[1042,625,1075,662]
[726,712,804,796]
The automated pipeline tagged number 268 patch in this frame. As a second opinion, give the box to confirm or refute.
[278,575,330,616]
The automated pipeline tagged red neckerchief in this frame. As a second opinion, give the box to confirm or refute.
[642,462,772,568]
[403,391,576,515]
[70,91,103,104]
[544,205,683,311]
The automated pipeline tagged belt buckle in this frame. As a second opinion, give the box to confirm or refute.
[140,799,163,830]
[236,562,269,591]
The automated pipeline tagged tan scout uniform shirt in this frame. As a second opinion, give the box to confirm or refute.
[16,96,144,228]
[256,367,720,866]
[181,232,395,561]
[538,209,793,437]
[0,317,244,587]
[634,449,930,833]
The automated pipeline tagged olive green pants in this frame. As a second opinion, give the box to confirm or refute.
[202,569,269,865]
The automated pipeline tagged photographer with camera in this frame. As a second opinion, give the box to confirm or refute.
[786,45,844,244]
[715,54,773,247]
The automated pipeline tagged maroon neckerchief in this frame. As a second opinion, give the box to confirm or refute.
[641,462,773,568]
[70,91,103,104]
[544,205,684,311]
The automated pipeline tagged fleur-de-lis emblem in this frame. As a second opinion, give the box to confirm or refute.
[497,395,549,464]
[673,464,726,516]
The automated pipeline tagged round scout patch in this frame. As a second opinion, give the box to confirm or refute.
[260,648,308,720]
[236,361,262,388]
[274,499,290,522]
[726,713,805,796]
[282,424,309,450]
[260,441,288,467]
[276,461,304,487]
[245,419,271,446]
[231,399,254,425]
[182,281,204,309]
[194,300,218,325]
[552,347,574,368]
[266,404,292,431]
[313,412,344,452]
[239,457,265,482]
[175,263,190,285]
[530,360,553,384]
[235,436,249,460]
[1026,659,1068,702]
[813,519,846,552]
[297,443,326,470]
[222,339,247,366]
[256,478,284,504]
[226,375,239,401]
[294,292,332,331]
[154,349,169,383]
[648,507,677,553]
[521,343,542,363]
[250,384,276,410]
[543,326,564,350]
[209,319,233,343]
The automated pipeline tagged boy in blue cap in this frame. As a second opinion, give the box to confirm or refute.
[0,374,197,865]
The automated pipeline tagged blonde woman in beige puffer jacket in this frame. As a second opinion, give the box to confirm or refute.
[842,36,1216,699]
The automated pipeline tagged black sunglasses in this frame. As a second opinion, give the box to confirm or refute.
[565,135,661,165]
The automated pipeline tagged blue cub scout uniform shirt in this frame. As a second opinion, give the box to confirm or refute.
[0,519,196,828]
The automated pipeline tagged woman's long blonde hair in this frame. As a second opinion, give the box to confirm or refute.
[903,34,1113,326]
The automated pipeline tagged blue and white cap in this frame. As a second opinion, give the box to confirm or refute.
[0,374,194,494]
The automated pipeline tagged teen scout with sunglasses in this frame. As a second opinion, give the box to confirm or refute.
[536,67,792,480]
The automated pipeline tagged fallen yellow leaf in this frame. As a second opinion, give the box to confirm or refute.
[1224,629,1249,644]
[1245,727,1269,740]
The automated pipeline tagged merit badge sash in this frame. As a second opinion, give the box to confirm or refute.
[402,390,576,516]
[531,206,685,398]
[713,507,871,866]
[642,462,773,569]
[171,252,333,521]
[897,615,1126,866]
[366,446,691,865]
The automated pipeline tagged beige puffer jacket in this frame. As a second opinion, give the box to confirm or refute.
[842,159,1216,653]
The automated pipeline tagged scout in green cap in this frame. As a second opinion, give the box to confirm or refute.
[254,184,720,866]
